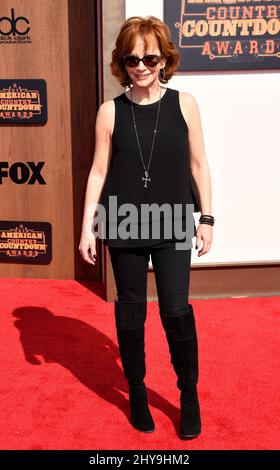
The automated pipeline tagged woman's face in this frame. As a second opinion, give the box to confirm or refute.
[124,34,166,88]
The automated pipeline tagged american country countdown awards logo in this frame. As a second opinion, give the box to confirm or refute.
[0,80,47,124]
[164,0,280,71]
[0,221,52,264]
[0,7,31,44]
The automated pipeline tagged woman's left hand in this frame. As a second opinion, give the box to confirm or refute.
[195,224,213,257]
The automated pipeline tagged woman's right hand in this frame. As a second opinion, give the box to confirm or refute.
[79,229,97,265]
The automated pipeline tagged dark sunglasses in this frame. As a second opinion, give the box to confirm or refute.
[123,54,163,68]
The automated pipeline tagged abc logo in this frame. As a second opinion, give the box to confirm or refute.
[0,8,30,36]
[0,162,46,184]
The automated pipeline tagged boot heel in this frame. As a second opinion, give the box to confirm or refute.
[129,383,155,433]
[180,388,201,439]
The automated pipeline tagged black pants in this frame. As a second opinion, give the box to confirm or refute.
[109,242,199,397]
[108,241,192,313]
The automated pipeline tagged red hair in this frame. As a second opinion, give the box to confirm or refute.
[110,16,180,88]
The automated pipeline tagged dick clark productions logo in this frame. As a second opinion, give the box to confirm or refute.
[0,8,30,36]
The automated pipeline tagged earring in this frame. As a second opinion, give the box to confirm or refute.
[124,70,132,86]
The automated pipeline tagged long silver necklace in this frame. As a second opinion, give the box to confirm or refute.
[130,86,162,188]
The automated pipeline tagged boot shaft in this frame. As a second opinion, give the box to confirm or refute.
[160,304,199,390]
[114,300,148,386]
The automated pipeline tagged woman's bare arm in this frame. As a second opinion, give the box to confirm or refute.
[81,100,115,233]
[179,91,212,216]
[79,100,114,264]
[179,92,213,256]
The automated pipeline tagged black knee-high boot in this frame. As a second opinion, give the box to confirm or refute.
[114,300,155,433]
[160,304,201,439]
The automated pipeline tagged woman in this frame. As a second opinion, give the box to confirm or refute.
[79,16,214,439]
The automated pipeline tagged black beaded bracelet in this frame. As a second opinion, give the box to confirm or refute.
[199,220,214,226]
[199,214,215,226]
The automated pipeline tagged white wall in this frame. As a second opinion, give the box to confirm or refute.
[125,0,280,266]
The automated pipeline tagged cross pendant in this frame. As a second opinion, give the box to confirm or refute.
[142,171,151,188]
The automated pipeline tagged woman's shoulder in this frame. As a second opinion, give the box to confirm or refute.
[167,87,197,108]
[98,99,116,120]
[177,89,197,104]
[99,98,115,110]
[177,90,201,128]
[96,100,115,137]
[100,92,126,111]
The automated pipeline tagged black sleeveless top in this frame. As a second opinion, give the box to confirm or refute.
[99,87,197,248]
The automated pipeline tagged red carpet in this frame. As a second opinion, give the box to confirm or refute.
[0,278,279,450]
